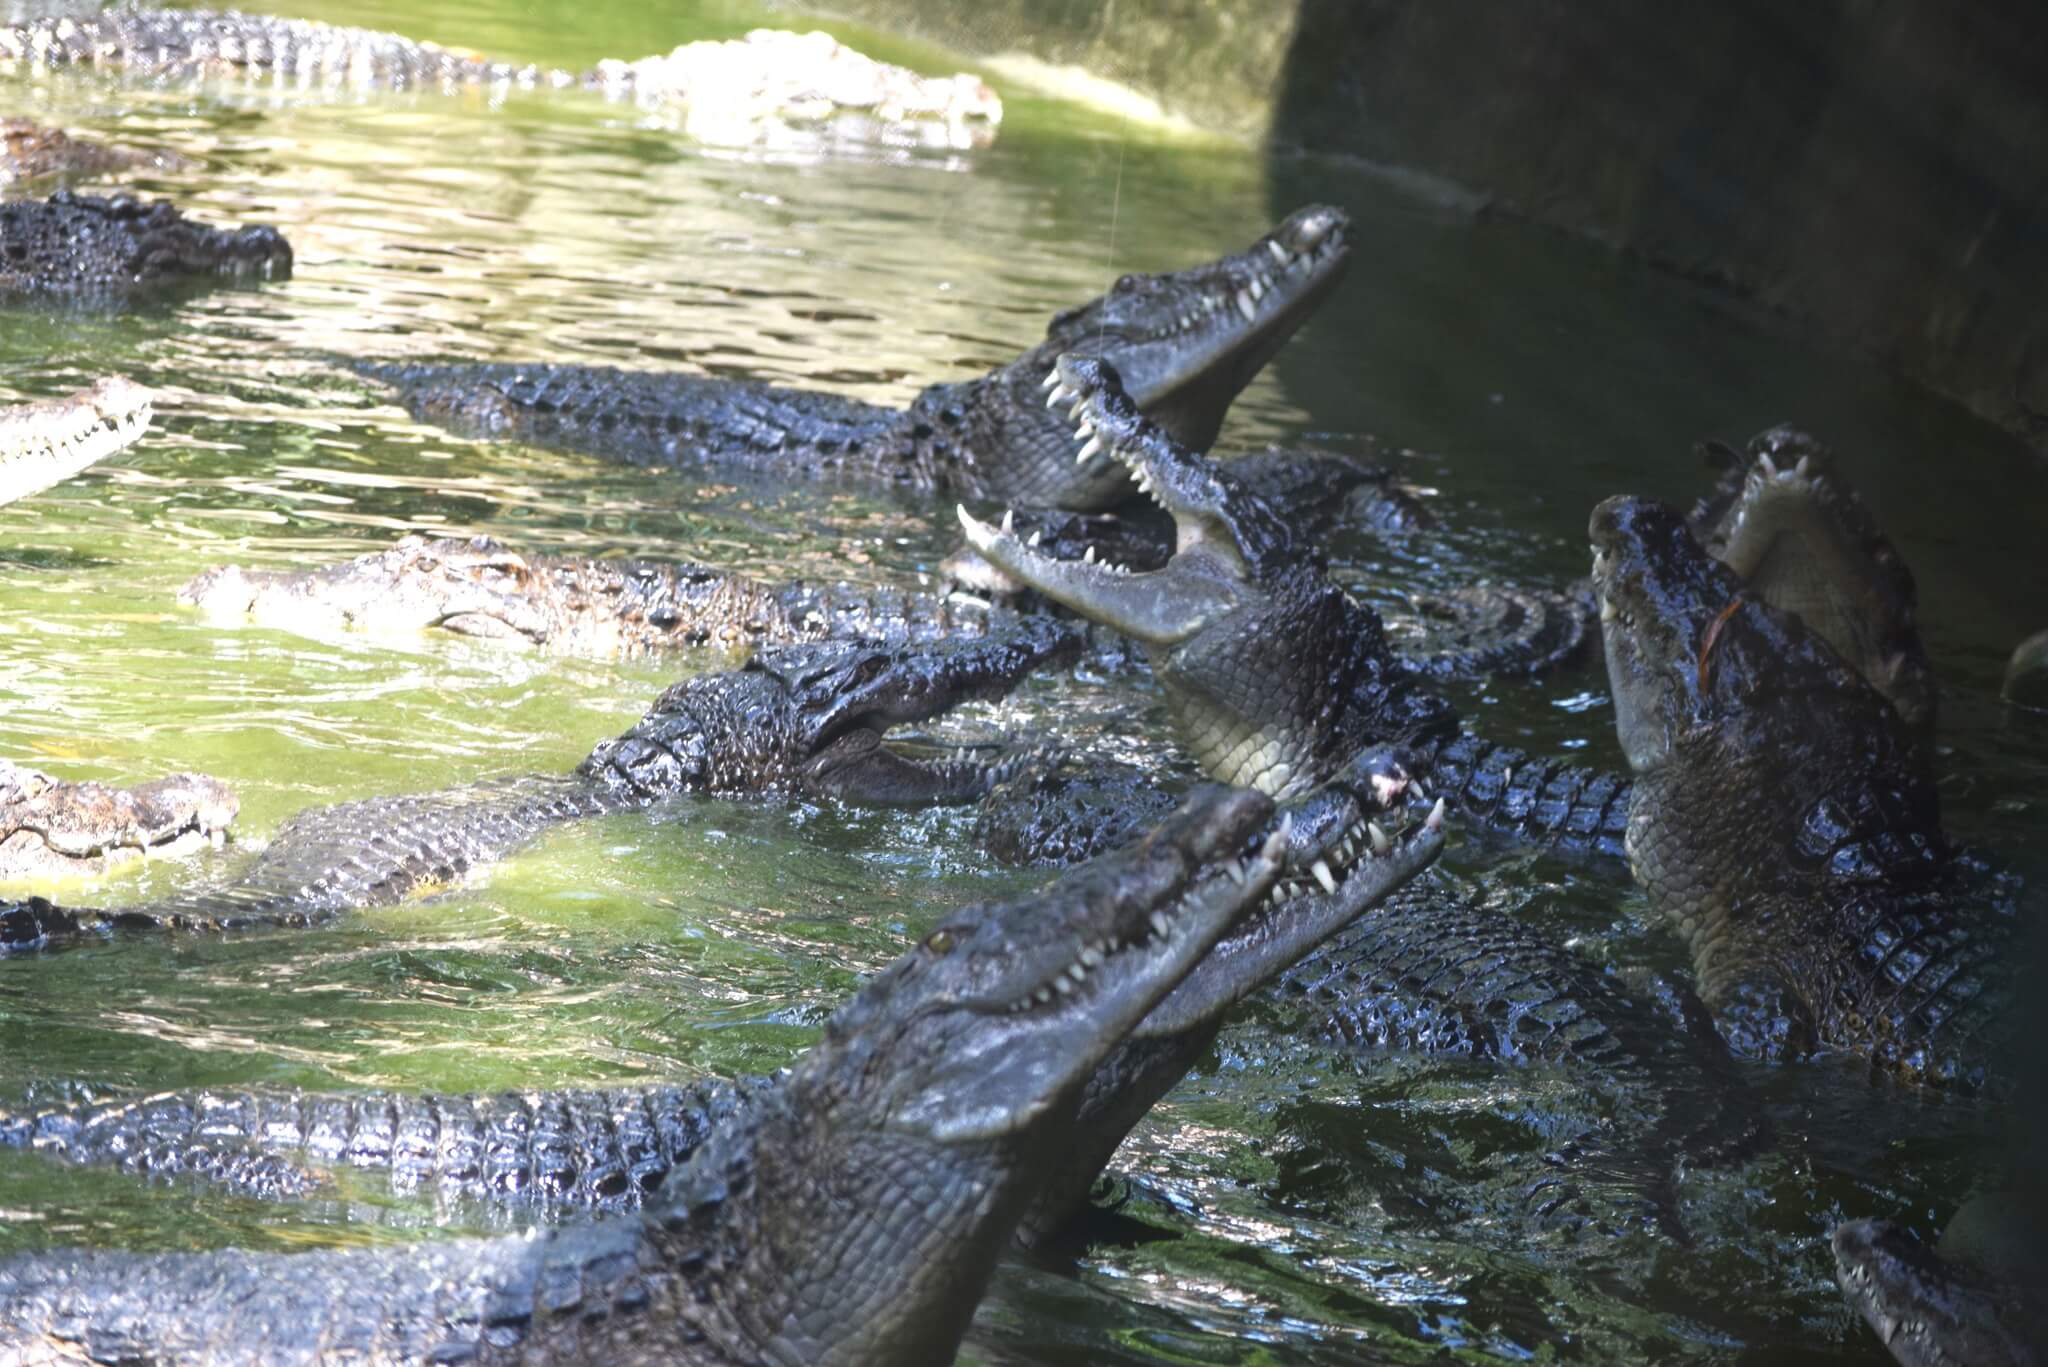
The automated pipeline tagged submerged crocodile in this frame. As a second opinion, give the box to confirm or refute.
[1589,495,2009,1088]
[2,379,242,882]
[0,786,1295,1365]
[0,762,1446,1248]
[345,205,1351,512]
[1,11,1001,150]
[0,190,291,299]
[960,354,1632,853]
[172,447,1404,656]
[0,118,179,187]
[0,622,1074,951]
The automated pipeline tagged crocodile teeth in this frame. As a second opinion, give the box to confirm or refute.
[1368,821,1391,856]
[1054,972,1075,996]
[1001,508,1015,534]
[1045,386,1070,410]
[1076,434,1103,465]
[1425,797,1447,832]
[1041,369,1062,390]
[1068,397,1090,422]
[1027,530,1042,547]
[1758,452,1779,479]
[1311,859,1339,895]
[1149,910,1172,938]
[1079,942,1104,967]
[1267,240,1290,264]
[1793,455,1811,480]
[1247,276,1266,301]
[1225,859,1247,886]
[1599,595,1619,623]
[1035,986,1054,1004]
[1235,289,1257,322]
[1084,546,1097,563]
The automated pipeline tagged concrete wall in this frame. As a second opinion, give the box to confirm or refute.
[819,0,2048,451]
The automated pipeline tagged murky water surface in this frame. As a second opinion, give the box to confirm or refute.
[1,2,2044,1360]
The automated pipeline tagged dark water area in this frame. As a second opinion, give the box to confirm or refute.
[0,1,2042,1361]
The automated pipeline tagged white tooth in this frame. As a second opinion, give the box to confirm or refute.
[1267,240,1289,264]
[1426,797,1447,832]
[1028,530,1043,547]
[1368,821,1391,856]
[1076,435,1103,464]
[1225,860,1246,886]
[1758,452,1779,478]
[1600,596,1619,623]
[1235,289,1256,322]
[1001,508,1015,534]
[1035,986,1053,1004]
[1084,546,1097,563]
[955,504,987,538]
[1045,387,1067,410]
[1312,859,1339,895]
[1054,974,1075,996]
[1150,910,1172,937]
[1248,276,1265,301]
[1793,455,1810,480]
[1080,943,1104,967]
[1068,398,1089,421]
[1041,369,1061,390]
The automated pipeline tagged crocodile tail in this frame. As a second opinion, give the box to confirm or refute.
[1424,733,1630,858]
[0,1080,758,1215]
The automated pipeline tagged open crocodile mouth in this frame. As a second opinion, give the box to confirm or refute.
[997,814,1295,1016]
[1053,204,1350,480]
[956,356,1251,643]
[0,377,155,507]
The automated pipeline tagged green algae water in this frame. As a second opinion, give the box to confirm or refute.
[2,1,2045,1360]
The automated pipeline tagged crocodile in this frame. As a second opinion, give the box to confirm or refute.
[959,353,1633,853]
[0,118,179,187]
[0,763,1446,1249]
[0,785,1294,1366]
[973,745,1760,1232]
[0,376,153,508]
[344,204,1352,512]
[0,761,237,885]
[0,621,1075,952]
[172,448,1397,656]
[179,532,1010,656]
[1589,494,2009,1087]
[1,12,1001,150]
[0,190,291,299]
[1833,1201,2047,1367]
[2,378,243,883]
[1689,425,1936,738]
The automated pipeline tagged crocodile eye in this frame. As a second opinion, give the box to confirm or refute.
[924,928,956,956]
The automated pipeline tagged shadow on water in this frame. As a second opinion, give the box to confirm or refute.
[0,1,2040,1361]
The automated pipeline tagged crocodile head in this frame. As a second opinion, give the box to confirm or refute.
[577,619,1079,802]
[0,377,153,507]
[0,759,237,885]
[1588,494,1874,776]
[959,354,1454,797]
[940,204,1351,509]
[1691,426,1935,736]
[1832,1217,2045,1367]
[717,785,1293,1364]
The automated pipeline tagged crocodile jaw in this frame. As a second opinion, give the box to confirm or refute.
[956,503,1238,645]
